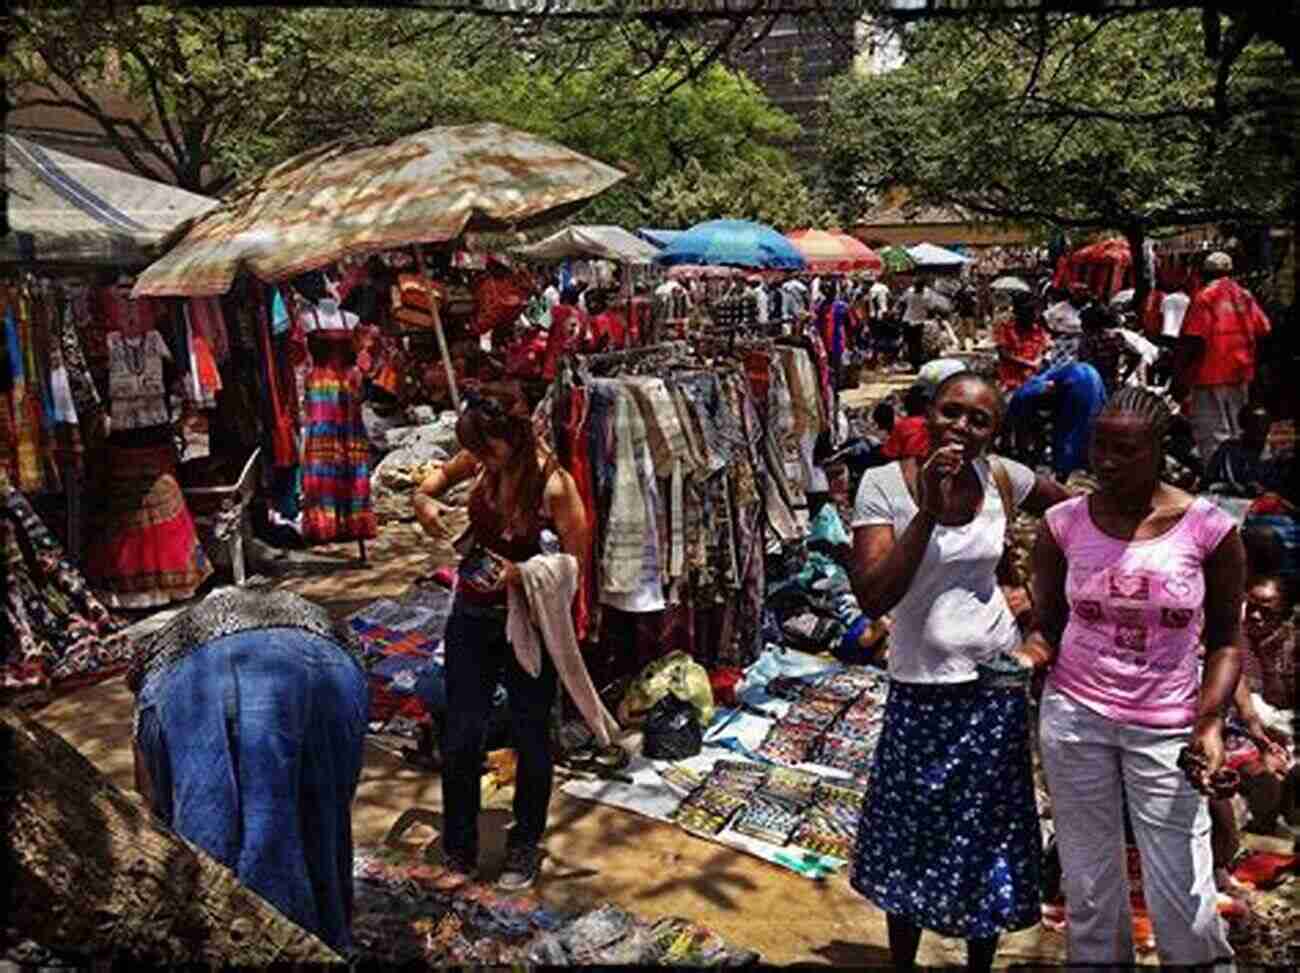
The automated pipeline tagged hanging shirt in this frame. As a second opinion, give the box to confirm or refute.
[107,330,171,431]
[1161,291,1191,338]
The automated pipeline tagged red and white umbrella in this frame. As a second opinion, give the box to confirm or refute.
[785,229,884,274]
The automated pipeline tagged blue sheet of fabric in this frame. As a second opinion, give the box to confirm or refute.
[135,628,367,953]
[1010,361,1106,478]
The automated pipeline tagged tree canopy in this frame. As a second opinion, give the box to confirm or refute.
[821,8,1297,239]
[6,3,812,228]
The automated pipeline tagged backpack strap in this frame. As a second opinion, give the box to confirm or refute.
[989,455,1016,521]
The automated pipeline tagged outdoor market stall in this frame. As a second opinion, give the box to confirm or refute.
[128,123,625,560]
[513,224,660,352]
[1,134,221,703]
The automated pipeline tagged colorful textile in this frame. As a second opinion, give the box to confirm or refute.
[84,442,212,609]
[301,331,376,543]
[994,317,1051,390]
[1,485,131,702]
[1181,277,1271,387]
[347,586,455,733]
[851,680,1042,939]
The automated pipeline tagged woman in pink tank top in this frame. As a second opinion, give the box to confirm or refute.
[1025,386,1246,966]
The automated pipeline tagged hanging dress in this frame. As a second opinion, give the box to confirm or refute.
[300,313,376,543]
[84,330,212,608]
[1,481,132,703]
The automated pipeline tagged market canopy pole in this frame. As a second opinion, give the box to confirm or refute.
[411,245,460,410]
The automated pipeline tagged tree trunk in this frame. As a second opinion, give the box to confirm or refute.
[1124,222,1150,321]
[1,708,343,966]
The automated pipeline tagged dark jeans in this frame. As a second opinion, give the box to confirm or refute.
[904,323,924,370]
[441,602,558,857]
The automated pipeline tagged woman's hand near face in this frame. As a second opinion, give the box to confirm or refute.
[918,444,964,517]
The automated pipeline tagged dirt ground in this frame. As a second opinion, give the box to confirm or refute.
[31,367,1277,966]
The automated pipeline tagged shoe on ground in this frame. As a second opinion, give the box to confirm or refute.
[436,847,477,887]
[497,844,544,891]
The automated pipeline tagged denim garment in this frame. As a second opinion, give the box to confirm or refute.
[135,628,367,953]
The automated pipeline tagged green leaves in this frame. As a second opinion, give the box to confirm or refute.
[821,9,1294,235]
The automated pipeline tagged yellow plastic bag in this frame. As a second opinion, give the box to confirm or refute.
[617,650,715,728]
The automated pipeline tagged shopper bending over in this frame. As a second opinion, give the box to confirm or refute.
[130,587,368,954]
[413,383,589,890]
[848,371,1068,972]
[1030,385,1245,966]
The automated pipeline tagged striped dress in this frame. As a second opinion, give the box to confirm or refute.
[301,330,376,543]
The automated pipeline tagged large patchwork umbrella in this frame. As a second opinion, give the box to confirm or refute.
[131,123,625,408]
[654,219,806,271]
[132,122,626,298]
[785,229,883,274]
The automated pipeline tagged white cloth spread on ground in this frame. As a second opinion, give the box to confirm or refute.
[506,553,621,746]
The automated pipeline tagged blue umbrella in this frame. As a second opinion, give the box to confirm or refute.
[654,219,807,270]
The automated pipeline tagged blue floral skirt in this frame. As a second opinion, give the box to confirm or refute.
[850,679,1041,939]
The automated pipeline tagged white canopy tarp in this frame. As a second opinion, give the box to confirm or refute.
[2,135,219,265]
[907,241,974,269]
[514,224,660,263]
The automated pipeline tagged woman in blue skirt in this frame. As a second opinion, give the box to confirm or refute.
[848,371,1068,970]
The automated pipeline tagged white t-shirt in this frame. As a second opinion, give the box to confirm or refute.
[297,298,359,332]
[869,281,891,317]
[1161,291,1191,338]
[543,285,561,309]
[851,457,1036,684]
[899,288,931,324]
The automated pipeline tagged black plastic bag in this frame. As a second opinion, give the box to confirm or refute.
[642,692,702,761]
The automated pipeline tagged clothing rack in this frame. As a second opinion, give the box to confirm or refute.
[579,340,691,371]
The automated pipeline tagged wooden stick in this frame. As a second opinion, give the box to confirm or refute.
[412,245,460,410]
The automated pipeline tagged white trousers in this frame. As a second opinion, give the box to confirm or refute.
[1040,689,1233,966]
[1191,383,1249,466]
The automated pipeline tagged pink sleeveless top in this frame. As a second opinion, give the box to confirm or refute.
[1045,495,1235,728]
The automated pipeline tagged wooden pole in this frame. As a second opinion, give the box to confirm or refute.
[2,708,343,966]
[412,245,459,410]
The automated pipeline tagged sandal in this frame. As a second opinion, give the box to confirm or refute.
[593,743,629,772]
[561,743,600,773]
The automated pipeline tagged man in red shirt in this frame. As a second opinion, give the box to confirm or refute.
[1173,252,1272,465]
[880,385,931,459]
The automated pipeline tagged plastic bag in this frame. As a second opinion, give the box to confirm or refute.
[616,650,714,727]
[642,693,703,761]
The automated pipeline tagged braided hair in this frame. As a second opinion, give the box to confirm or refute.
[1099,386,1173,443]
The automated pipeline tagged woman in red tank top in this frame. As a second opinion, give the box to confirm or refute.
[411,382,588,891]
